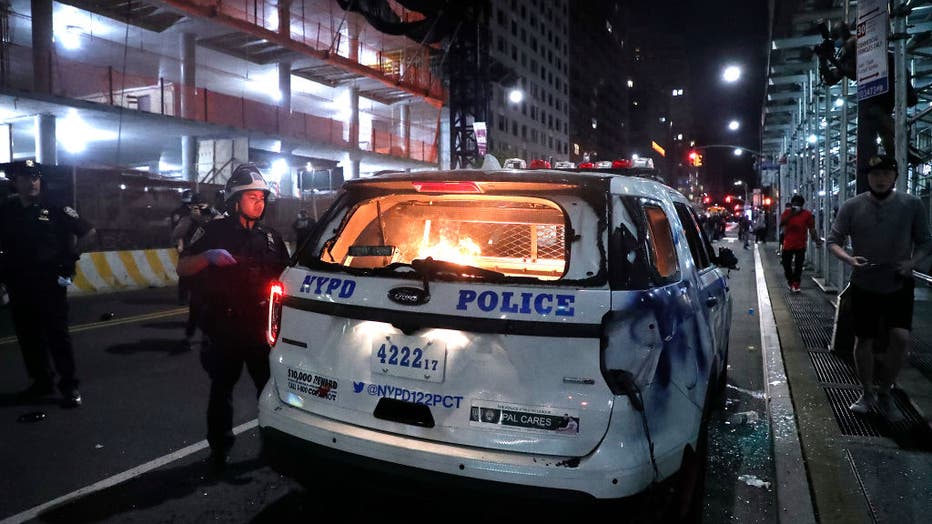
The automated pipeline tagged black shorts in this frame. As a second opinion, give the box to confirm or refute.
[850,281,914,338]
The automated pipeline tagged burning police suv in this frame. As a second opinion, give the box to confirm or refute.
[259,167,735,509]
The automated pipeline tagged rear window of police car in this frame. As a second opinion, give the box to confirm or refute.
[299,178,607,284]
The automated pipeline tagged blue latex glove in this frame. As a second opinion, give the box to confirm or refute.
[57,276,73,287]
[205,249,237,267]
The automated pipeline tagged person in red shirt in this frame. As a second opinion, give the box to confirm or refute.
[780,194,823,293]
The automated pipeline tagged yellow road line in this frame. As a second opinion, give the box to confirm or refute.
[0,307,188,346]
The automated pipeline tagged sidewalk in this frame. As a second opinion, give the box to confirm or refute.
[760,245,932,524]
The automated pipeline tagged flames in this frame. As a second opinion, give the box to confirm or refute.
[415,236,483,266]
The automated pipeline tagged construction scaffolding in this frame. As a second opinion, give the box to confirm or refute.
[763,0,932,294]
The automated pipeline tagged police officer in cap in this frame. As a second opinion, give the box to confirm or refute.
[176,163,289,470]
[0,160,95,408]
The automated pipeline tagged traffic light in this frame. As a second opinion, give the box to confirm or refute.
[702,196,711,204]
[725,195,732,204]
[687,150,703,167]
[763,197,772,207]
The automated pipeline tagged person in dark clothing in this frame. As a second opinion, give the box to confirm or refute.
[291,209,315,247]
[170,193,221,350]
[827,155,932,421]
[176,163,289,471]
[170,189,193,234]
[739,213,751,249]
[170,190,194,305]
[753,212,768,244]
[0,160,96,408]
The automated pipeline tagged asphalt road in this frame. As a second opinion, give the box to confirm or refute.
[0,228,776,523]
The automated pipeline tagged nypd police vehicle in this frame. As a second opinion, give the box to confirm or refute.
[258,168,735,514]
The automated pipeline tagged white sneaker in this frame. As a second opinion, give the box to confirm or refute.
[877,390,906,423]
[849,393,878,415]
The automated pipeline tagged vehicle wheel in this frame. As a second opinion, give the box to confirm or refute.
[667,374,715,523]
[677,406,710,520]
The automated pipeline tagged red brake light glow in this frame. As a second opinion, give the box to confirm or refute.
[612,159,632,169]
[267,281,284,346]
[412,181,482,193]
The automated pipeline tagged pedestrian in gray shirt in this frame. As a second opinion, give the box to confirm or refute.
[827,155,932,421]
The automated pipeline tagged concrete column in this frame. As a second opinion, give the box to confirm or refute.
[400,104,411,156]
[179,32,196,119]
[279,61,292,113]
[35,113,56,164]
[278,0,292,37]
[31,0,53,93]
[349,21,360,62]
[341,151,359,180]
[439,106,451,168]
[179,32,196,186]
[349,85,360,150]
[181,135,196,185]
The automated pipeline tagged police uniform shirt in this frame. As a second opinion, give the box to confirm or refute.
[0,196,93,279]
[182,216,289,328]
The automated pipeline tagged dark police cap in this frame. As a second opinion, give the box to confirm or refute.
[4,159,43,178]
[864,154,898,174]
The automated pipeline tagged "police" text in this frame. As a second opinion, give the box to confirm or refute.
[455,290,575,316]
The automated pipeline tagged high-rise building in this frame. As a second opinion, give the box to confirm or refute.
[487,0,570,163]
[568,0,629,164]
[626,21,694,190]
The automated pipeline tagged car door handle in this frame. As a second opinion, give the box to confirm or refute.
[705,296,718,307]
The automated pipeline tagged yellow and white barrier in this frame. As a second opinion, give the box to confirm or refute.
[68,243,295,295]
[71,249,180,295]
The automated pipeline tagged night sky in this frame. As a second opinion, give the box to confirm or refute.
[639,0,770,196]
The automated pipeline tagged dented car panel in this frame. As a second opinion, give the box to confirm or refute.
[259,168,731,500]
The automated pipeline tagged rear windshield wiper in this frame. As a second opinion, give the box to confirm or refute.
[410,257,506,281]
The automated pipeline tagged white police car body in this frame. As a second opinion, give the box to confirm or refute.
[259,168,733,503]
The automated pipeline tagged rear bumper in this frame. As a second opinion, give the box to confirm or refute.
[258,380,685,500]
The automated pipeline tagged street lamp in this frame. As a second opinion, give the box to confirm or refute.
[728,120,740,131]
[508,88,524,104]
[723,65,741,83]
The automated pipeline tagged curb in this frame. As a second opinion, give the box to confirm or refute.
[754,245,817,523]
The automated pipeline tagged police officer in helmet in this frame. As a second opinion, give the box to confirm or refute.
[176,163,289,471]
[0,160,96,408]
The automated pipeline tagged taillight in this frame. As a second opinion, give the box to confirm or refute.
[267,281,284,346]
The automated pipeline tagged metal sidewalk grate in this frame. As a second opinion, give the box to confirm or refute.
[909,353,932,382]
[823,387,924,437]
[809,351,859,385]
[798,323,832,350]
[782,291,833,349]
